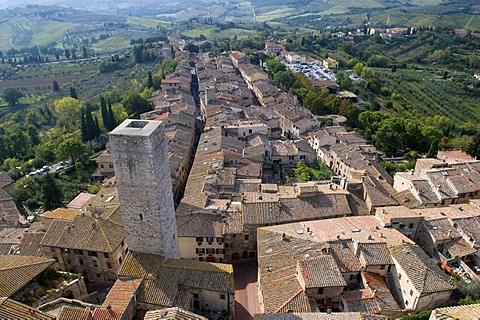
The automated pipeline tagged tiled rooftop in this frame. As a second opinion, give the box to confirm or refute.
[298,255,347,288]
[0,255,55,297]
[40,214,125,253]
[430,303,480,319]
[390,244,456,294]
[144,307,208,320]
[56,306,91,320]
[0,297,54,320]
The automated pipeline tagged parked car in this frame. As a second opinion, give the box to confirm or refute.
[474,265,480,273]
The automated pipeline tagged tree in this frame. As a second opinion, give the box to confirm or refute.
[56,138,92,164]
[147,71,154,89]
[2,88,24,106]
[294,161,311,181]
[123,93,152,117]
[184,42,199,53]
[273,71,295,90]
[107,100,117,130]
[70,86,78,99]
[53,80,60,92]
[266,58,286,76]
[457,279,480,300]
[53,97,82,130]
[465,132,480,158]
[41,174,63,211]
[100,97,109,130]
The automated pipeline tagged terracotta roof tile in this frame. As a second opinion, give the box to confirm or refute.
[0,297,54,320]
[57,306,91,320]
[390,244,456,294]
[0,255,55,297]
[40,214,124,253]
[298,255,347,288]
[144,308,208,320]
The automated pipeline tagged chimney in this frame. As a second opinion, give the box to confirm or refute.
[448,230,452,238]
[282,233,286,241]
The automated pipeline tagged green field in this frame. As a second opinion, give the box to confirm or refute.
[256,7,296,22]
[91,37,132,51]
[0,17,75,50]
[182,27,256,40]
[127,16,171,28]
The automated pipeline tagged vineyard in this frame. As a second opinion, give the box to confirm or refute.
[376,71,480,123]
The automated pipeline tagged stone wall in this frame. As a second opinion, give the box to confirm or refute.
[33,277,88,308]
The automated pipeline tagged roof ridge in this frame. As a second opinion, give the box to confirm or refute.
[95,217,113,252]
[0,256,55,271]
[274,289,303,313]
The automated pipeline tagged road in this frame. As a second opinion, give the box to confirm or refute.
[234,261,261,320]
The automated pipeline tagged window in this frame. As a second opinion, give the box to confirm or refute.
[288,156,294,160]
[300,155,306,160]
[93,260,98,267]
[79,259,84,265]
[249,129,252,134]
[398,273,402,280]
[317,288,324,294]
[380,265,385,270]
[206,248,215,254]
[408,223,414,229]
[97,273,101,278]
[196,237,203,242]
[399,224,405,230]
[220,294,226,300]
[121,241,125,247]
[66,259,71,264]
[196,248,205,254]
[74,249,83,255]
[118,256,123,264]
[207,237,214,243]
[139,214,143,221]
[100,164,104,168]
[216,237,224,243]
[104,253,109,259]
[107,262,112,269]
[410,289,414,296]
[63,248,69,253]
[88,251,98,257]
[50,247,56,252]
[216,249,225,254]
[405,300,409,306]
[244,234,249,241]
[109,164,113,168]
[193,293,199,299]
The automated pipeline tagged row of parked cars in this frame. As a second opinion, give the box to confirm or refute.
[25,160,72,177]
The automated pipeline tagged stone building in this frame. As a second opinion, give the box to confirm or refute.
[109,120,179,259]
[40,212,126,283]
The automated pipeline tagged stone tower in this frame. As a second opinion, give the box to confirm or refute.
[109,120,179,259]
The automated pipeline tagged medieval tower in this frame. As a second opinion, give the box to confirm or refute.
[109,119,179,259]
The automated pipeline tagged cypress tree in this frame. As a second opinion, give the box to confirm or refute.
[107,100,117,131]
[41,174,63,211]
[147,71,154,88]
[100,97,109,130]
[53,80,60,92]
[70,86,78,99]
[80,108,88,142]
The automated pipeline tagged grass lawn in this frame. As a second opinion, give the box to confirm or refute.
[307,161,332,181]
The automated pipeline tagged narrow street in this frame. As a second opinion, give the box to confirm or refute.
[234,261,261,320]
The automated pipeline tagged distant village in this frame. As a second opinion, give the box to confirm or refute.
[1,41,480,320]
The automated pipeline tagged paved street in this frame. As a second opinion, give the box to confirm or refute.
[234,261,261,320]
